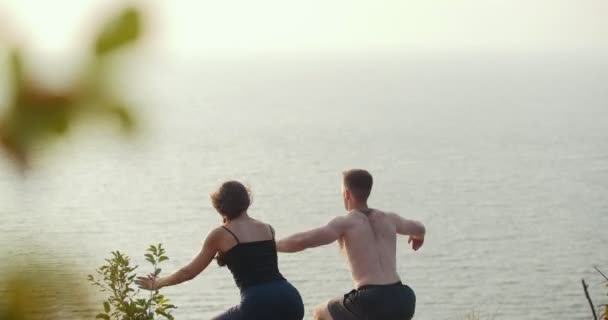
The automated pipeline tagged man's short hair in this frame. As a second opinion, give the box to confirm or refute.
[342,169,373,202]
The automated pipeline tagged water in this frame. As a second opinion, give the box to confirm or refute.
[1,54,608,319]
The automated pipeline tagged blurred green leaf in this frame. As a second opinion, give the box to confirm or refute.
[1,5,144,171]
[1,260,93,320]
[98,99,135,130]
[95,7,141,56]
[103,301,111,313]
[9,49,24,97]
[96,313,110,320]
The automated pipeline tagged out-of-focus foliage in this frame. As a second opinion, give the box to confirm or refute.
[88,244,176,320]
[95,9,141,56]
[0,7,143,171]
[0,260,93,320]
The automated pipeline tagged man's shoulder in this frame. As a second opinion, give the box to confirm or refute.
[329,214,350,224]
[328,214,358,230]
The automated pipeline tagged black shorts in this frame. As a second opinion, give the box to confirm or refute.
[328,282,416,320]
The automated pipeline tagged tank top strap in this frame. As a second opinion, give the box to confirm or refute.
[222,226,240,243]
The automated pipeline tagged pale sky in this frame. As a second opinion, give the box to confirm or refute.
[1,0,607,57]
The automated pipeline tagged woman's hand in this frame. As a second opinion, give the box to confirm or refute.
[135,273,159,291]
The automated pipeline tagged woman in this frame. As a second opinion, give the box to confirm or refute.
[136,181,304,320]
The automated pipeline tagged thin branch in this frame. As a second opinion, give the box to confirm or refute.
[594,266,608,282]
[582,279,598,320]
[593,280,608,286]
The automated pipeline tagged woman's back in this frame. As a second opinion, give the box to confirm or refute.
[212,217,303,320]
[218,218,285,289]
[219,218,273,243]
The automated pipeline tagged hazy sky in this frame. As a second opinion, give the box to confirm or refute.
[1,0,607,57]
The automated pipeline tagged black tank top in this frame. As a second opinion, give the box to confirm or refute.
[219,225,285,290]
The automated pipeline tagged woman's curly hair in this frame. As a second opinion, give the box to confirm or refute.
[211,181,251,267]
[210,181,251,220]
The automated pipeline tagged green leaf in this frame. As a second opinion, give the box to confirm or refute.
[96,313,110,320]
[155,310,174,320]
[147,245,158,255]
[145,253,155,263]
[9,49,24,95]
[154,268,162,276]
[158,256,169,262]
[113,104,135,130]
[95,7,141,56]
[103,301,111,313]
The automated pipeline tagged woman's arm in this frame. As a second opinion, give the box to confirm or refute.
[136,228,222,290]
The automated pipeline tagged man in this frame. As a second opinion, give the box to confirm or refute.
[277,169,425,320]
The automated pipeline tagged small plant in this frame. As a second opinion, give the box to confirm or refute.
[464,311,481,320]
[598,266,608,320]
[463,309,498,320]
[88,244,176,320]
[582,266,608,320]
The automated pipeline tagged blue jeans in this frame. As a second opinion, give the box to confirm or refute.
[212,280,304,320]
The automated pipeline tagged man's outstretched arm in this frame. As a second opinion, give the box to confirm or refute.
[388,213,426,250]
[277,217,346,253]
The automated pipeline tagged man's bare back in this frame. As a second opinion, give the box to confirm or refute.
[336,209,401,288]
[276,169,425,319]
[277,208,424,319]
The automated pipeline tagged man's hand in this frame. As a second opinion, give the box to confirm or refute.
[408,236,424,251]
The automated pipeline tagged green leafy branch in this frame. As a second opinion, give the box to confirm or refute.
[88,244,176,320]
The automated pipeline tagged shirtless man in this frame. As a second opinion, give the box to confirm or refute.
[277,169,425,320]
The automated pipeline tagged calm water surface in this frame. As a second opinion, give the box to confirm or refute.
[1,55,607,319]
